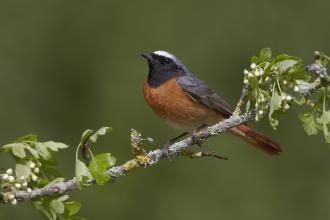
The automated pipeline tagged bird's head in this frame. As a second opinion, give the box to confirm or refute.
[141,50,187,87]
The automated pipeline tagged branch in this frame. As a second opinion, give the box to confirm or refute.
[0,55,327,204]
[2,111,253,203]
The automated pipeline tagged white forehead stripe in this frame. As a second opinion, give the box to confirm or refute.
[153,50,175,60]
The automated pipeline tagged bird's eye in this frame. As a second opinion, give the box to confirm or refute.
[162,58,172,64]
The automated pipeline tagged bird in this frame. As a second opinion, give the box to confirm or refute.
[141,50,283,155]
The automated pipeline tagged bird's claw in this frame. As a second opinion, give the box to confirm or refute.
[192,129,204,147]
[163,142,174,161]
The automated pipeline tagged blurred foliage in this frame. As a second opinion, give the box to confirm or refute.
[1,0,330,220]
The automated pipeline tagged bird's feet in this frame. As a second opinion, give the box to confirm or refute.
[163,141,173,161]
[192,129,204,147]
[162,131,189,161]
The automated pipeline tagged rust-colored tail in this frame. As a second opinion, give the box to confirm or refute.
[230,124,283,155]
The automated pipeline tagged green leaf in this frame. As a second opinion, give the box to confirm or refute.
[35,142,52,160]
[250,55,260,64]
[65,201,81,216]
[88,153,115,185]
[46,178,65,187]
[50,199,65,214]
[319,51,330,66]
[259,48,272,61]
[268,91,283,129]
[44,141,70,152]
[75,159,93,185]
[14,133,38,142]
[278,59,297,74]
[245,100,251,112]
[272,54,300,63]
[88,127,112,144]
[41,163,63,178]
[286,63,310,81]
[299,112,318,135]
[57,195,69,202]
[15,164,31,179]
[24,145,41,159]
[294,96,306,106]
[80,129,94,144]
[2,143,27,158]
[318,110,330,143]
[34,201,56,220]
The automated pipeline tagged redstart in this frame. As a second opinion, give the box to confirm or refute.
[141,50,282,155]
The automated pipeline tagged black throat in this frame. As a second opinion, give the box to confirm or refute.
[147,70,178,88]
[145,54,187,87]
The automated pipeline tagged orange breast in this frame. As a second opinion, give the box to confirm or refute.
[143,78,223,130]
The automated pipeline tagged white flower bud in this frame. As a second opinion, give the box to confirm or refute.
[31,175,38,182]
[6,168,13,175]
[27,188,32,193]
[11,199,17,205]
[29,162,36,169]
[283,80,287,85]
[255,102,259,107]
[248,73,253,78]
[250,63,257,69]
[243,79,249,84]
[254,70,260,76]
[2,174,9,180]
[8,194,15,200]
[33,168,39,174]
[244,69,249,74]
[294,86,299,92]
[22,182,28,188]
[286,95,292,101]
[8,176,15,182]
[265,76,270,81]
[20,176,25,181]
[15,183,21,189]
[284,104,290,110]
[259,110,264,115]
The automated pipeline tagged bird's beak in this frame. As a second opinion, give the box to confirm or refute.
[141,53,153,60]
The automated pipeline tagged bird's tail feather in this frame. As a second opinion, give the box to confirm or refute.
[230,124,283,155]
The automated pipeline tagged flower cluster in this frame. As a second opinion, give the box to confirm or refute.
[281,93,293,110]
[254,92,269,121]
[243,63,271,121]
[242,59,301,124]
[27,161,40,182]
[243,63,267,85]
[0,161,41,205]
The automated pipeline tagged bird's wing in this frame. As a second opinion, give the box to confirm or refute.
[177,73,233,117]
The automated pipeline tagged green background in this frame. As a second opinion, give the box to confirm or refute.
[0,0,330,219]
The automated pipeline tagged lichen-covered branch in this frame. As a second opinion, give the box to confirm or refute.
[3,111,254,203]
[0,54,327,204]
[233,84,249,116]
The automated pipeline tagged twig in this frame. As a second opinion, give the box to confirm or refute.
[233,84,248,116]
[0,56,328,204]
[1,112,254,203]
[299,64,329,97]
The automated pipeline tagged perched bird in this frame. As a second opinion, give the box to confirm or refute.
[141,50,283,155]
